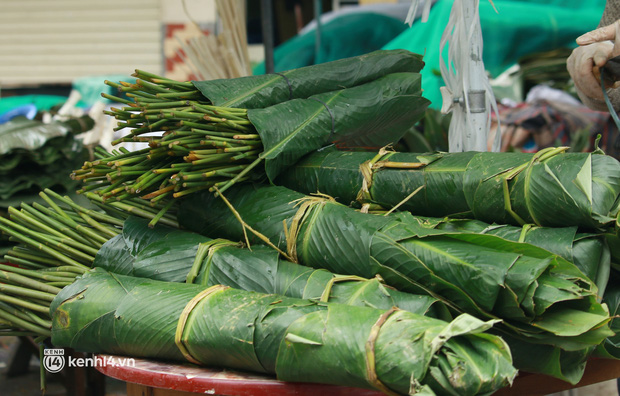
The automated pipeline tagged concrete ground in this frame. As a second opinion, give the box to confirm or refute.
[0,337,126,396]
[552,380,618,396]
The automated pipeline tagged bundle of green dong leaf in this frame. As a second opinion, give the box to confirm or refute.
[177,183,615,384]
[276,146,620,230]
[75,49,430,215]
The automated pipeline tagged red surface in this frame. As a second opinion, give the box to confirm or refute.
[95,355,385,396]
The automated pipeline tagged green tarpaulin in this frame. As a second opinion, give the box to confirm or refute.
[384,0,605,108]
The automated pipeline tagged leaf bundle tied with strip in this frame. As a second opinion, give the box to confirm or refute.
[276,147,620,229]
[0,190,513,394]
[178,184,613,383]
[51,269,517,396]
[74,50,429,223]
[0,188,604,390]
[94,217,451,320]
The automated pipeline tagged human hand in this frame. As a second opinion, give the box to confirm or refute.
[567,21,620,104]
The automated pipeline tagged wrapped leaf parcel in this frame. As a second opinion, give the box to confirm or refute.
[51,269,516,395]
[76,50,429,211]
[94,217,450,319]
[178,185,612,382]
[276,147,620,229]
[417,218,610,294]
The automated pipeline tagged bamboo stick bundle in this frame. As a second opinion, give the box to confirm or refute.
[176,0,251,80]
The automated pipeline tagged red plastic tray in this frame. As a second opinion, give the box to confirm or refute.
[95,354,384,396]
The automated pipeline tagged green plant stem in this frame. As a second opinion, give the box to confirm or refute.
[0,265,77,283]
[38,192,74,222]
[4,256,48,270]
[0,283,56,302]
[0,309,50,337]
[0,218,94,264]
[20,203,95,248]
[0,293,51,314]
[0,302,51,328]
[148,200,176,228]
[0,270,62,294]
[32,204,109,246]
[0,222,89,269]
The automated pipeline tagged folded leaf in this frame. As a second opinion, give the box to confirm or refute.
[193,49,424,108]
[0,116,93,155]
[78,72,428,203]
[0,116,92,201]
[248,73,430,180]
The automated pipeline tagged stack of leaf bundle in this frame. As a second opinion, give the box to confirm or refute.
[93,213,611,316]
[275,146,620,230]
[4,191,612,382]
[0,193,517,395]
[51,269,517,396]
[91,216,620,365]
[0,115,94,206]
[0,185,613,391]
[4,47,615,391]
[276,145,620,274]
[0,192,448,335]
[93,216,450,320]
[177,184,613,383]
[74,50,429,216]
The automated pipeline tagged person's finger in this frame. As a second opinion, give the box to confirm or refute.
[569,42,613,71]
[593,43,615,67]
[577,21,619,45]
[567,44,608,100]
[575,71,604,100]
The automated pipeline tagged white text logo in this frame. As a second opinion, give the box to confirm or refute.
[43,349,65,373]
[42,349,135,372]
